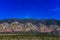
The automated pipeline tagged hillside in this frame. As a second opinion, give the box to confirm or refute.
[0,18,60,35]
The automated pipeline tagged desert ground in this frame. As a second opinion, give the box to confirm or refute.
[0,34,60,40]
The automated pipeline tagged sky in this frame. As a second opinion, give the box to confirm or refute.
[0,0,60,19]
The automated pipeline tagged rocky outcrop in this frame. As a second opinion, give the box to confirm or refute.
[0,18,60,34]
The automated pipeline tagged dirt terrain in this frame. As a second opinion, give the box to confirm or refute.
[0,34,59,40]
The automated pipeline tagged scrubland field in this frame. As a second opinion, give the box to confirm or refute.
[0,34,60,40]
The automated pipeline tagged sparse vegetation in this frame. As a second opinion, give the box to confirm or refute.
[0,34,59,40]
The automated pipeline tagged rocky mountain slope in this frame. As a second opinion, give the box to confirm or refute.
[0,18,60,34]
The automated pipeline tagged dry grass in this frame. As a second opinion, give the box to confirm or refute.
[0,34,59,40]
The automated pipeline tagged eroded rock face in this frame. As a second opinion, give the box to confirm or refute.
[0,21,58,33]
[24,22,39,32]
[0,19,59,34]
[0,22,12,32]
[0,22,40,32]
[10,22,25,32]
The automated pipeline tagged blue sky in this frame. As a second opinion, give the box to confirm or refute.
[0,0,60,19]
